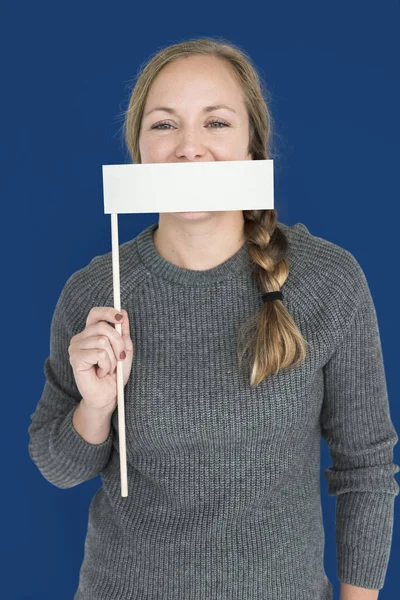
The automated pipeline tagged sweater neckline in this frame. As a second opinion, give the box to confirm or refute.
[135,223,257,287]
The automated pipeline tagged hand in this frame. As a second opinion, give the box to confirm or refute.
[68,307,134,413]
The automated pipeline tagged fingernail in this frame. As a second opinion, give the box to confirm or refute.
[120,351,126,360]
[115,313,123,321]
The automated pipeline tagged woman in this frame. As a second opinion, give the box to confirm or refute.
[28,37,399,600]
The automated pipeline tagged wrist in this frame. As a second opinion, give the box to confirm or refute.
[80,398,116,418]
[72,400,114,445]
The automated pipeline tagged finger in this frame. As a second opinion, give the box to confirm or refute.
[75,320,126,360]
[85,306,124,329]
[72,334,117,375]
[69,346,113,378]
[116,309,133,353]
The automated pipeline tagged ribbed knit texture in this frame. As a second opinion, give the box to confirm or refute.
[28,221,400,599]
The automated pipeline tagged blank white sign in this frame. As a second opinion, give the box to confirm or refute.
[102,159,274,214]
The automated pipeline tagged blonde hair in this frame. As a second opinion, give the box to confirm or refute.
[122,36,308,387]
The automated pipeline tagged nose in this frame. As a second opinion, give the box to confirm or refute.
[174,127,208,161]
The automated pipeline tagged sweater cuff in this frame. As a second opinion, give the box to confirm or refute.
[336,491,396,590]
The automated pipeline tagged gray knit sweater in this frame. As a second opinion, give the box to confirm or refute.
[28,221,400,599]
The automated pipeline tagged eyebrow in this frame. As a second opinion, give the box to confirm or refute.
[144,104,237,118]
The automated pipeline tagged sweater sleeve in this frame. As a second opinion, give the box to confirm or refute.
[28,274,115,489]
[320,259,400,591]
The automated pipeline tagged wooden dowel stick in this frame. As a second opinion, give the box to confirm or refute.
[111,213,128,497]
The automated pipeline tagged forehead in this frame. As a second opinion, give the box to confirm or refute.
[147,55,241,99]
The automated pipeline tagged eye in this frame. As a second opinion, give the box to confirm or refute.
[150,119,230,130]
[150,122,174,130]
[208,119,230,128]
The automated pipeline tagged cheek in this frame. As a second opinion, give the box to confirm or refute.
[143,133,172,150]
[139,135,169,161]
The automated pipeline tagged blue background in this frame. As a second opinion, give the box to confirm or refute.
[3,1,399,598]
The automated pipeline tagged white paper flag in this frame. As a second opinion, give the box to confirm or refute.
[102,159,274,213]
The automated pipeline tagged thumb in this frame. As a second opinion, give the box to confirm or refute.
[119,309,134,351]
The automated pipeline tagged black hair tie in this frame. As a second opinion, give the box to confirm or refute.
[262,291,283,303]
